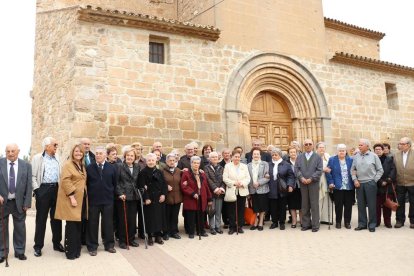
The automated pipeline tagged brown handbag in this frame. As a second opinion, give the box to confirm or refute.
[384,183,399,212]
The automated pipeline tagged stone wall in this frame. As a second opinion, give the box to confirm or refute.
[177,0,216,26]
[325,28,380,59]
[31,7,79,157]
[36,0,177,18]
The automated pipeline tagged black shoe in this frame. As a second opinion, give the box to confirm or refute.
[270,223,278,229]
[155,236,164,244]
[301,226,311,231]
[200,232,208,237]
[385,224,392,229]
[88,251,97,256]
[223,224,229,229]
[119,243,127,249]
[345,223,351,229]
[130,241,139,247]
[369,228,375,232]
[354,226,367,231]
[53,244,65,252]
[257,226,264,231]
[228,229,235,235]
[34,249,42,257]
[237,228,244,234]
[171,233,181,239]
[394,221,404,228]
[250,225,257,230]
[148,238,154,246]
[163,234,169,241]
[279,224,285,230]
[15,254,27,260]
[105,248,117,253]
[210,229,217,235]
[189,234,194,239]
[215,228,223,234]
[312,228,319,232]
[0,257,4,263]
[336,223,341,229]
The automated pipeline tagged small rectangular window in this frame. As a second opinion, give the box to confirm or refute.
[149,42,164,64]
[385,82,398,110]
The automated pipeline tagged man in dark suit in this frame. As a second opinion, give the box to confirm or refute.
[80,138,95,166]
[245,139,272,163]
[86,146,117,256]
[0,144,32,262]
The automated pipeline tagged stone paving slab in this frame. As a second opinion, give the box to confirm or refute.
[0,205,412,275]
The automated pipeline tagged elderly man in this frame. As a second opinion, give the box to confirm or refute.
[177,144,195,170]
[32,137,63,257]
[351,139,384,232]
[394,137,414,229]
[295,139,323,232]
[245,139,271,163]
[80,138,95,166]
[153,142,166,163]
[189,141,200,156]
[0,144,32,262]
[86,146,117,256]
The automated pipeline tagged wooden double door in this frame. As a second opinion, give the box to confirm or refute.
[249,92,293,151]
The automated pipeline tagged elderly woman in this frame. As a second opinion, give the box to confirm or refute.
[248,147,270,231]
[153,149,167,170]
[201,144,213,169]
[316,142,331,224]
[162,153,183,240]
[205,151,226,235]
[287,146,302,228]
[223,150,251,234]
[107,145,121,164]
[138,153,167,245]
[268,148,295,230]
[181,156,212,238]
[55,144,87,260]
[326,144,355,229]
[373,143,396,228]
[131,142,146,170]
[116,146,140,249]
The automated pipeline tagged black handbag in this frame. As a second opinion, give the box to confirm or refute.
[277,174,288,193]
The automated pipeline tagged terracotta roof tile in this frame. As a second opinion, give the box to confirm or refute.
[324,17,385,40]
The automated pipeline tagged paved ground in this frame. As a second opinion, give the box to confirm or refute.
[1,204,413,275]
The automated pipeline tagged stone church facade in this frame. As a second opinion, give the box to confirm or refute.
[31,0,414,156]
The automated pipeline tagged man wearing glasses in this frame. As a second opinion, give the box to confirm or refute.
[351,139,383,232]
[394,137,414,229]
[32,137,63,256]
[295,139,323,232]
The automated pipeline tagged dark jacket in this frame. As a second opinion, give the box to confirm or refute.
[268,160,295,199]
[138,166,167,202]
[245,151,272,164]
[295,152,323,184]
[181,170,212,211]
[86,161,117,206]
[204,164,225,198]
[116,162,140,201]
[377,155,396,194]
[201,156,210,169]
[325,155,354,190]
[177,155,191,170]
[162,166,183,205]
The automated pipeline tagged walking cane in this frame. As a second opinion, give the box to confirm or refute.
[122,199,129,250]
[1,204,9,267]
[235,196,239,235]
[197,192,201,240]
[328,192,331,230]
[136,188,148,249]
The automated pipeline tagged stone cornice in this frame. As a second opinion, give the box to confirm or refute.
[331,52,414,77]
[78,5,220,41]
[324,17,385,40]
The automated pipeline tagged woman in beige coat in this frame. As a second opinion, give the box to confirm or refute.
[55,144,87,260]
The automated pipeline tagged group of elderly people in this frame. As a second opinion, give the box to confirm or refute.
[1,136,412,262]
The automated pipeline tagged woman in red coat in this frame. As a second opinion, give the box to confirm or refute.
[181,156,212,239]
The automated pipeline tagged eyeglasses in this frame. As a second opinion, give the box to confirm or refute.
[304,143,312,146]
[53,144,58,147]
[399,143,408,145]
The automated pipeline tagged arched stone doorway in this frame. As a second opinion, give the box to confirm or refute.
[250,91,293,151]
[224,52,331,151]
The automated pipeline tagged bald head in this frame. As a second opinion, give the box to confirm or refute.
[152,141,163,153]
[5,143,20,162]
[80,138,91,152]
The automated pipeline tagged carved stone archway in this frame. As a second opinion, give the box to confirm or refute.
[224,52,331,150]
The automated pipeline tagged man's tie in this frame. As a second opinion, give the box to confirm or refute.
[85,154,91,166]
[98,163,103,178]
[9,162,16,194]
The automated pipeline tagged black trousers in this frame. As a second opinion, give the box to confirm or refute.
[222,201,229,225]
[0,199,26,257]
[269,197,287,224]
[86,204,114,251]
[116,200,137,245]
[185,210,205,235]
[64,221,81,259]
[165,203,181,235]
[396,185,414,224]
[334,189,354,224]
[227,195,246,230]
[34,185,62,250]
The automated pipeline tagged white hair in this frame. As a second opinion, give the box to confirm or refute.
[271,148,283,157]
[359,138,371,148]
[337,144,347,151]
[95,146,106,153]
[185,144,194,150]
[42,137,54,149]
[166,153,176,160]
[146,153,157,160]
[191,156,201,163]
[209,151,219,158]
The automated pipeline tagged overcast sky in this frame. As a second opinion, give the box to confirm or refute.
[0,1,413,157]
